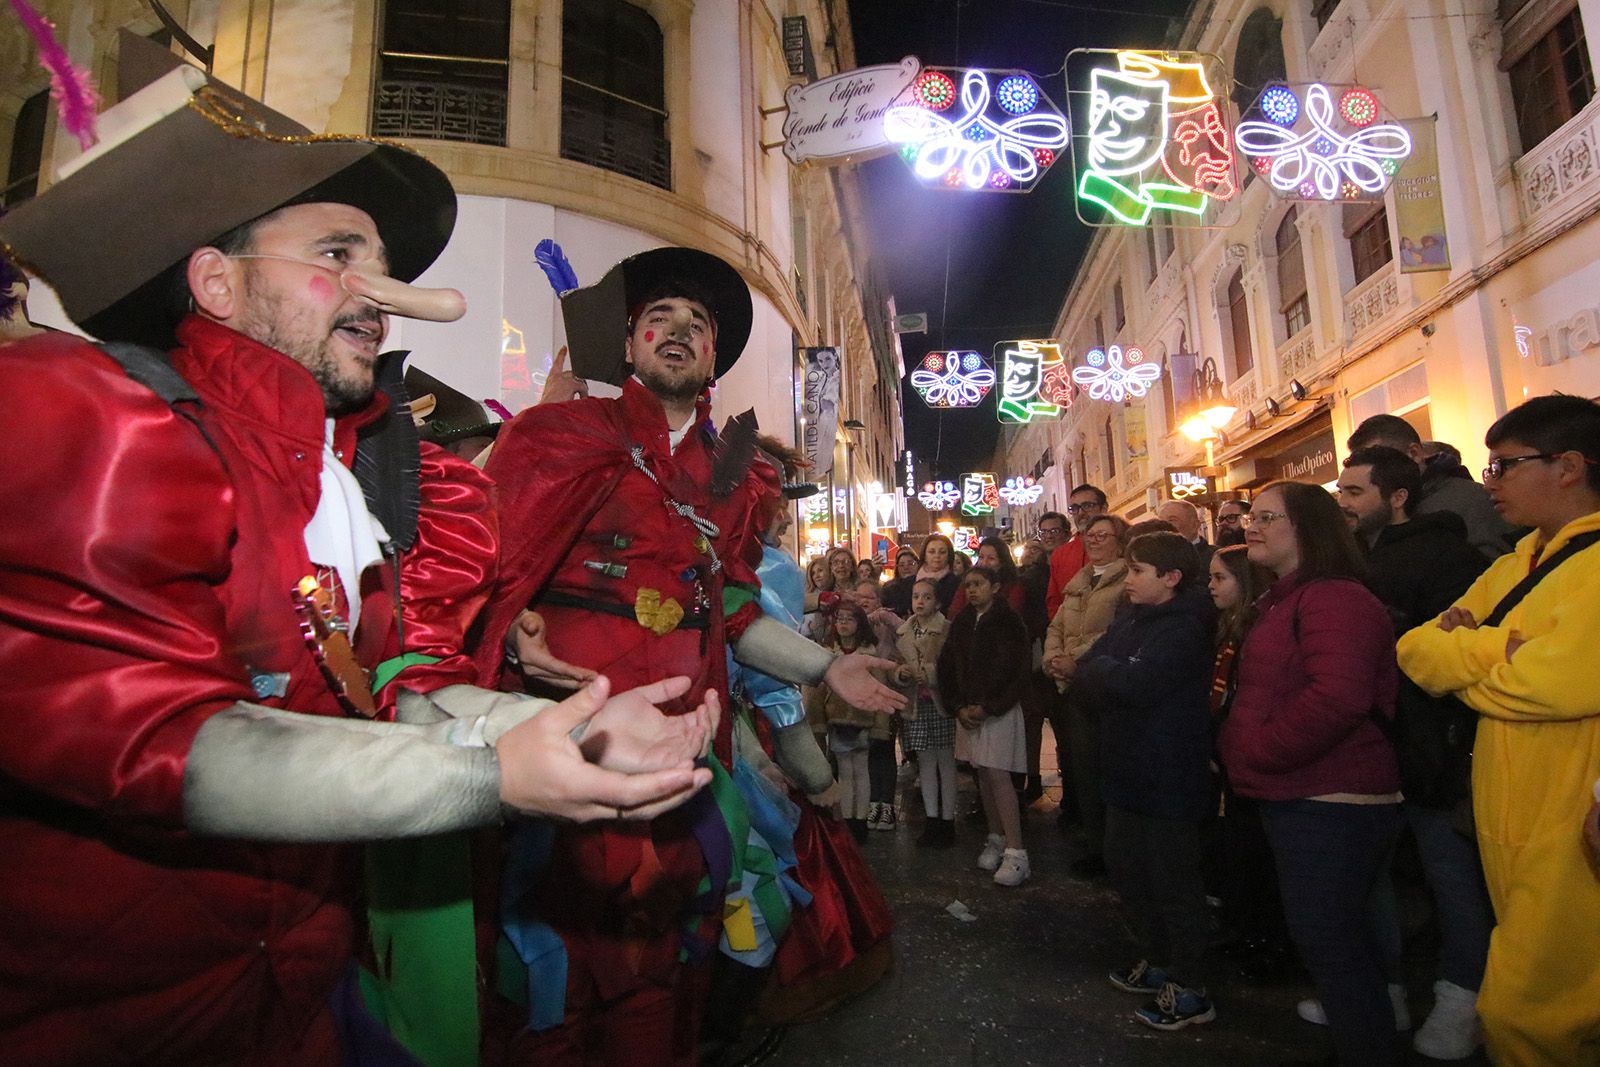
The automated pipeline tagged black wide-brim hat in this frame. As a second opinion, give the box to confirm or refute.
[0,41,455,347]
[405,366,504,445]
[560,246,752,386]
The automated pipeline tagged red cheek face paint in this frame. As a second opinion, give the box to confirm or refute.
[308,275,336,300]
[643,330,655,342]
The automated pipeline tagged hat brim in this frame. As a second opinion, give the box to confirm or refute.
[0,72,454,347]
[560,247,752,386]
[404,365,503,445]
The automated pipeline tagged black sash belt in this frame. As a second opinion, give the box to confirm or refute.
[536,589,711,631]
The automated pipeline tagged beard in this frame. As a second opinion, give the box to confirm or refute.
[239,268,380,416]
[633,350,711,403]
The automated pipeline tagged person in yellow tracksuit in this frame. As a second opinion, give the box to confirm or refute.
[1398,394,1600,1067]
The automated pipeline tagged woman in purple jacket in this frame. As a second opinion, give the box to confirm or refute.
[1218,481,1402,1067]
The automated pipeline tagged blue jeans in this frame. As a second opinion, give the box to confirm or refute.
[1260,799,1403,1067]
[1407,802,1494,991]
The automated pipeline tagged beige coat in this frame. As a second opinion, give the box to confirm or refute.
[1043,560,1128,692]
[893,612,949,719]
[804,648,894,740]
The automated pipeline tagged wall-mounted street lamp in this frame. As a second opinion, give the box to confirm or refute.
[1179,355,1236,464]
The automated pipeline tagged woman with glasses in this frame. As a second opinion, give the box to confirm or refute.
[1044,514,1132,877]
[1219,482,1402,1067]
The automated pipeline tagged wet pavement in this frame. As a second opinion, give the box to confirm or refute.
[759,749,1488,1067]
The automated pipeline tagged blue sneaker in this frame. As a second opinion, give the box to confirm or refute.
[1107,959,1168,994]
[1134,982,1216,1031]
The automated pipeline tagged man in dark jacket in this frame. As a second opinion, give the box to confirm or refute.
[1348,414,1516,561]
[1337,447,1493,1060]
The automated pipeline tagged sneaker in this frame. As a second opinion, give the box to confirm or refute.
[1297,983,1410,1030]
[976,833,1005,871]
[873,804,897,831]
[993,849,1030,886]
[1108,960,1170,995]
[865,802,884,831]
[1135,982,1216,1031]
[1412,979,1482,1060]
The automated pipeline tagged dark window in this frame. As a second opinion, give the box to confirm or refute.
[1311,0,1341,29]
[1103,417,1117,479]
[1346,204,1393,284]
[1144,226,1159,282]
[1508,7,1594,153]
[562,0,671,190]
[372,0,509,146]
[3,90,47,207]
[1094,313,1105,348]
[1226,269,1255,378]
[1232,10,1288,123]
[1276,208,1310,336]
[1113,281,1126,331]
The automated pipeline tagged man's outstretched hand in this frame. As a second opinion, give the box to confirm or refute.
[824,654,906,713]
[509,610,598,690]
[495,676,711,822]
[578,676,719,774]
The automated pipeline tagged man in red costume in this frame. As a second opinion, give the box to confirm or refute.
[0,59,717,1065]
[478,247,902,1065]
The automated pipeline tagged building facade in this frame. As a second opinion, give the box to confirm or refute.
[1000,0,1600,531]
[0,0,902,559]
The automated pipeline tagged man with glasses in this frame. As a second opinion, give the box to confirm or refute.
[1047,486,1110,620]
[1216,499,1250,546]
[1348,413,1515,560]
[1398,395,1600,1067]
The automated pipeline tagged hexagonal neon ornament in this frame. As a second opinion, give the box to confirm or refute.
[1235,83,1412,201]
[910,350,996,408]
[884,67,1069,193]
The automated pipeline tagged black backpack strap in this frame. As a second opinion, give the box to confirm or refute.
[1481,529,1600,627]
[96,342,223,459]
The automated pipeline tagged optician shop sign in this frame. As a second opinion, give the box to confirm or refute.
[1271,429,1338,485]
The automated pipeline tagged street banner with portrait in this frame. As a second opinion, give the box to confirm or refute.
[802,346,840,478]
[1394,117,1450,273]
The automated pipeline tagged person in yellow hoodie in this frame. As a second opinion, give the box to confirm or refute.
[1397,394,1600,1067]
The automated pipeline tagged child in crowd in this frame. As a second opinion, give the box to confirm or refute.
[1206,546,1292,977]
[1073,532,1218,1031]
[938,567,1032,886]
[895,580,955,847]
[805,602,891,842]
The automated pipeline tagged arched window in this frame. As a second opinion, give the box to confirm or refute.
[373,0,510,146]
[1226,269,1255,377]
[2,89,47,207]
[1232,10,1287,124]
[562,0,671,189]
[1276,208,1310,337]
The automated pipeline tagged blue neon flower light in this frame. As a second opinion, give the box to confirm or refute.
[996,76,1038,114]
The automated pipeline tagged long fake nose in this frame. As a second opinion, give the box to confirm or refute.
[664,304,696,343]
[341,270,467,322]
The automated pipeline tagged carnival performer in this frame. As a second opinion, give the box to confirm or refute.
[0,52,717,1066]
[476,246,902,1065]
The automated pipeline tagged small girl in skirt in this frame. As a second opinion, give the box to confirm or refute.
[895,579,956,847]
[805,602,891,842]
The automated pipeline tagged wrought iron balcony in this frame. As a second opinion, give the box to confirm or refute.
[372,78,507,147]
[560,78,671,190]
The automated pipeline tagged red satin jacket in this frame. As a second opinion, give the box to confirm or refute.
[478,379,767,998]
[0,317,496,1065]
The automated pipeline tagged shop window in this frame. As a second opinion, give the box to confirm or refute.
[372,0,509,147]
[562,0,671,190]
[1113,281,1126,331]
[1276,208,1310,337]
[1508,6,1594,153]
[1346,203,1393,284]
[1225,269,1255,378]
[2,89,47,207]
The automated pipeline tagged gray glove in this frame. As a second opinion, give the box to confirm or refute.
[398,684,557,745]
[733,615,836,687]
[772,721,835,795]
[184,701,502,842]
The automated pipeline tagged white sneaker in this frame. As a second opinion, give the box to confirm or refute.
[1412,980,1482,1060]
[976,833,1005,871]
[873,804,897,831]
[865,802,884,831]
[993,848,1030,886]
[1296,983,1410,1030]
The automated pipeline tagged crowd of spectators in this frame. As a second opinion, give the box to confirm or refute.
[799,397,1600,1066]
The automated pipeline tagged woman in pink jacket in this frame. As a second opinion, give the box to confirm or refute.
[1217,481,1401,1067]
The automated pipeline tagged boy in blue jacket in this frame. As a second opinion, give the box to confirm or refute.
[1074,531,1218,1031]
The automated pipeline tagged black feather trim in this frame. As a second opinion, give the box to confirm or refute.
[710,408,760,498]
[353,350,423,552]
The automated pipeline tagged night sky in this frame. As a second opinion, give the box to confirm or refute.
[844,0,1191,478]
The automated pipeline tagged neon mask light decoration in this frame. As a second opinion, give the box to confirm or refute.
[1071,50,1238,226]
[911,350,996,408]
[884,67,1069,193]
[1235,83,1412,201]
[1072,344,1163,402]
[960,473,999,516]
[998,476,1045,505]
[805,490,831,521]
[952,526,980,556]
[917,480,960,511]
[995,340,1072,423]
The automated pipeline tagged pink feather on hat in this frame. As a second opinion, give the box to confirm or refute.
[8,0,99,151]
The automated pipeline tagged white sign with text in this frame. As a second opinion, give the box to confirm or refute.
[783,56,921,165]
